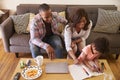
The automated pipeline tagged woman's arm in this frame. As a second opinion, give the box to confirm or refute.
[68,50,77,60]
[72,38,82,44]
[64,25,73,52]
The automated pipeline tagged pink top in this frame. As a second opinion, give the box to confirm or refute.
[78,45,99,61]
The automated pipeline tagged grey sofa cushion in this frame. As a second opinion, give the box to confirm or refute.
[93,8,120,33]
[10,33,30,46]
[11,13,30,34]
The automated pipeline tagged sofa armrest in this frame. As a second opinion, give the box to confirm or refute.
[0,17,15,52]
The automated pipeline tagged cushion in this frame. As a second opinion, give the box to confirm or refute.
[10,33,30,46]
[26,13,35,32]
[11,13,30,34]
[58,11,66,33]
[93,8,120,33]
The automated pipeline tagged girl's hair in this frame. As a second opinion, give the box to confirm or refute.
[93,37,109,54]
[67,8,90,31]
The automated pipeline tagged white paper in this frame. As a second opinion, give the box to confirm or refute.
[69,64,103,80]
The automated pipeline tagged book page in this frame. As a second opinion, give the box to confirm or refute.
[69,64,103,80]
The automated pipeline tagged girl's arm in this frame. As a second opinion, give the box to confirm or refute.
[93,59,103,72]
[94,59,100,67]
[83,60,95,71]
[78,52,86,63]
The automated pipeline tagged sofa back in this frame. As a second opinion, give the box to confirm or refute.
[17,4,67,14]
[16,4,117,27]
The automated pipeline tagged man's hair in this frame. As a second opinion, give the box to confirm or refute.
[93,37,109,54]
[39,3,50,12]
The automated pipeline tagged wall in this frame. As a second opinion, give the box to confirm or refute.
[1,0,120,14]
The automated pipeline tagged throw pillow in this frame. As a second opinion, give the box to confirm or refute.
[93,8,120,33]
[11,13,30,34]
[58,11,66,33]
[26,13,35,32]
[0,10,5,14]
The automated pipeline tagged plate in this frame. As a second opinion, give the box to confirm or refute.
[21,66,42,80]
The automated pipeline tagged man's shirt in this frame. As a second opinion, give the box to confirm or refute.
[30,12,67,50]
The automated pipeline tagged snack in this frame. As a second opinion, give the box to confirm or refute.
[26,69,38,78]
[21,66,42,79]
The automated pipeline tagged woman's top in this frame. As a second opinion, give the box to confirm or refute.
[64,20,92,52]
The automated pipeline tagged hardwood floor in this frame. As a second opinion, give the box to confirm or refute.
[0,39,120,80]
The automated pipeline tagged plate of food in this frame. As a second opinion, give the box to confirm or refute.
[21,66,42,80]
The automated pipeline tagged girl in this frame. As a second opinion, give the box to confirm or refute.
[77,37,109,72]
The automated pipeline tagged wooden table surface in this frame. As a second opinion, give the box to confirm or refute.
[10,58,116,80]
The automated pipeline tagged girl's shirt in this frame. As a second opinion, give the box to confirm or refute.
[78,45,99,61]
[64,20,92,52]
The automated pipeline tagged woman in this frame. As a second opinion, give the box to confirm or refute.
[64,8,92,63]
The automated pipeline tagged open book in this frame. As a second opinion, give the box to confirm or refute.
[69,63,103,80]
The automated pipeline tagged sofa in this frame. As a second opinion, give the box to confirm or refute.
[1,4,120,59]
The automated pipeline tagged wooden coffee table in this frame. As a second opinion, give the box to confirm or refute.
[10,58,115,80]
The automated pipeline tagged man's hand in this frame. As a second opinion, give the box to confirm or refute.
[46,45,55,60]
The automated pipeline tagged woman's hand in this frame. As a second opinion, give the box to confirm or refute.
[46,45,55,60]
[74,58,79,64]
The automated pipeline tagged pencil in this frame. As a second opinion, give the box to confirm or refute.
[82,67,89,75]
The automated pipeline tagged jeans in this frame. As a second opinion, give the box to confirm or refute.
[30,35,64,58]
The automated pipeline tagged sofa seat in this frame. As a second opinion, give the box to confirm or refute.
[9,33,48,54]
[10,33,30,46]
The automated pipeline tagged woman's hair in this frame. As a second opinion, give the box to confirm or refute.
[39,3,50,12]
[68,8,90,31]
[93,37,109,54]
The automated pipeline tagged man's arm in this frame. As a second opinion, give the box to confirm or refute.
[53,12,68,25]
[30,19,49,50]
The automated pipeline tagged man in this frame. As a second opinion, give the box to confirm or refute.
[29,3,67,59]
